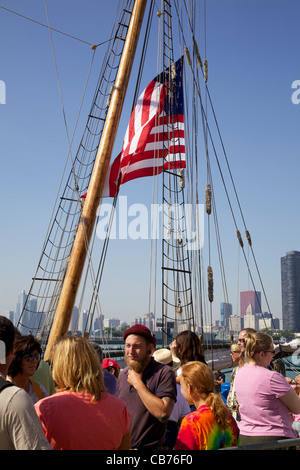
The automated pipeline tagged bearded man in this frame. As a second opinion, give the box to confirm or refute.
[117,324,177,450]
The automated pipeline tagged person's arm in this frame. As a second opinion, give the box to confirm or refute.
[10,389,52,450]
[127,369,175,422]
[214,374,225,386]
[279,389,300,414]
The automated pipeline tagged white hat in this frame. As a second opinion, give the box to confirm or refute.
[153,348,181,371]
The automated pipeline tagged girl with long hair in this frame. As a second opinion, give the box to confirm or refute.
[174,361,239,450]
[170,330,205,367]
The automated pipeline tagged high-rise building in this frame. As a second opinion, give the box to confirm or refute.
[79,309,88,333]
[5,311,14,323]
[103,318,121,329]
[240,291,261,317]
[93,314,104,331]
[228,315,242,333]
[220,302,232,327]
[243,304,260,330]
[281,250,300,332]
[259,317,280,330]
[15,290,27,325]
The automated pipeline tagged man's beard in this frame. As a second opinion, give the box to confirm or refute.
[125,352,149,373]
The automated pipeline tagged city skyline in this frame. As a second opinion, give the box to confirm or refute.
[3,284,283,335]
[1,1,300,324]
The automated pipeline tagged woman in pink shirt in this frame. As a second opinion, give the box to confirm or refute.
[235,332,300,447]
[292,380,300,436]
[34,335,130,450]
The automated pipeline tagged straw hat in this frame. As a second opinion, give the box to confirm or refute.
[153,348,181,371]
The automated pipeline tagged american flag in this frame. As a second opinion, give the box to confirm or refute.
[82,57,186,199]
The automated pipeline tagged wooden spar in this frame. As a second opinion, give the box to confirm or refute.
[44,0,147,360]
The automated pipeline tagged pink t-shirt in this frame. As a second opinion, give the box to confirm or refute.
[291,386,300,422]
[34,391,130,450]
[294,414,300,423]
[235,364,294,438]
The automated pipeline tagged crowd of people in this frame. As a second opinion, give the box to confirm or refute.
[1,315,300,450]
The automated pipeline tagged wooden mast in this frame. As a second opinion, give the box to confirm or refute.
[44,0,147,360]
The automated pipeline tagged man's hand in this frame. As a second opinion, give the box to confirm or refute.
[127,368,143,389]
[127,368,174,422]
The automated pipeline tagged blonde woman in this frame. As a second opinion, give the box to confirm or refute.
[235,332,300,446]
[226,343,243,421]
[174,362,239,450]
[34,335,130,450]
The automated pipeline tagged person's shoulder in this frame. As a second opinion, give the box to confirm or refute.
[236,363,255,376]
[184,405,210,423]
[152,359,173,374]
[117,367,129,388]
[5,386,36,413]
[103,369,117,381]
[102,390,128,409]
[118,366,129,378]
[152,362,177,392]
[4,383,25,398]
[34,390,61,410]
[270,369,292,387]
[151,361,177,382]
[103,390,124,402]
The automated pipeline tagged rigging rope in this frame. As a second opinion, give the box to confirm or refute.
[20,0,279,357]
[182,39,274,333]
[172,0,277,349]
[19,17,97,337]
[19,1,135,344]
[0,5,101,47]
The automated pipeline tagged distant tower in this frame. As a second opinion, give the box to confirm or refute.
[240,291,261,317]
[220,302,232,327]
[281,250,300,332]
[244,304,259,330]
[15,290,27,325]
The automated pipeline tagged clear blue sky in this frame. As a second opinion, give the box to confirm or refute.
[0,0,299,323]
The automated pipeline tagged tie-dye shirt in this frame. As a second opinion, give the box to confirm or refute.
[174,404,239,450]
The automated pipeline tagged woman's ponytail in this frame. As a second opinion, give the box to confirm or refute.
[206,392,231,432]
[181,361,231,432]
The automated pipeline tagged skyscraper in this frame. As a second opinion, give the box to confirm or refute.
[240,291,261,317]
[281,250,300,332]
[220,302,232,327]
[15,290,27,326]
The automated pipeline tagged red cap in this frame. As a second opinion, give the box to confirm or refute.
[102,358,120,370]
[123,324,156,347]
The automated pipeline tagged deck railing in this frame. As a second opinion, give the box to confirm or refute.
[219,437,300,450]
